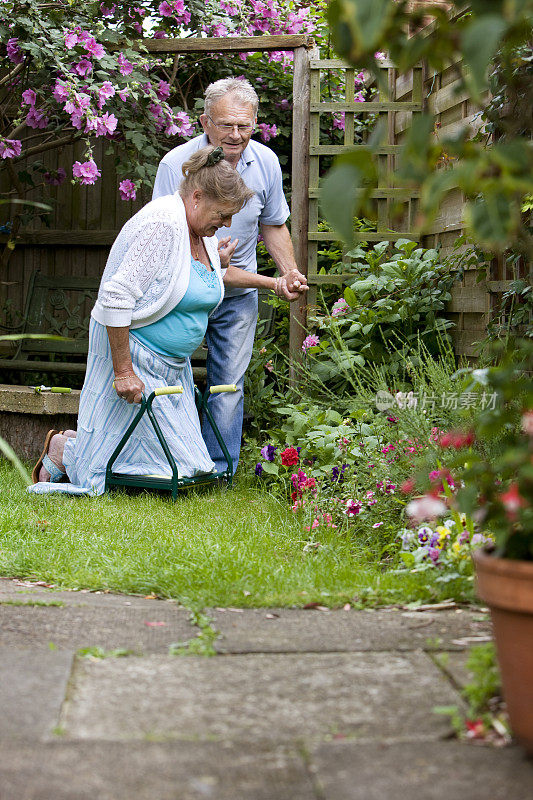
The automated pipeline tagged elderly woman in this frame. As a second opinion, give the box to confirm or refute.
[30,146,305,495]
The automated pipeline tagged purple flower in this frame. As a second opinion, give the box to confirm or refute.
[52,80,70,103]
[73,59,93,77]
[428,547,440,564]
[25,108,49,129]
[72,159,101,185]
[0,139,22,159]
[7,38,24,65]
[64,31,79,49]
[99,81,115,103]
[254,463,264,477]
[260,444,277,462]
[333,112,345,131]
[156,80,170,100]
[331,297,349,316]
[118,179,137,201]
[153,30,168,39]
[257,123,278,143]
[172,111,194,137]
[21,89,36,106]
[417,526,432,544]
[44,167,67,186]
[117,53,133,76]
[302,334,319,353]
[83,39,105,59]
[100,5,116,16]
[95,112,118,136]
[458,530,470,544]
[159,1,174,15]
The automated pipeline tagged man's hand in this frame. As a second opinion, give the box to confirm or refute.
[218,236,239,268]
[273,274,309,302]
[274,269,309,301]
[283,268,308,292]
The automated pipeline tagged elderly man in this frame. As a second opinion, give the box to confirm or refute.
[153,77,307,474]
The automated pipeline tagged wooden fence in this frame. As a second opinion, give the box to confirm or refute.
[1,34,526,363]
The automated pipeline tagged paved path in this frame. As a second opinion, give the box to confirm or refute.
[1,577,532,799]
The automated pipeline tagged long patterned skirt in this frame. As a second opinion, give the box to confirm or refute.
[28,318,215,496]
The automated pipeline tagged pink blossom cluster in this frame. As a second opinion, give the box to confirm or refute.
[64,29,105,60]
[302,334,319,353]
[257,123,277,142]
[158,0,191,25]
[0,138,22,159]
[119,179,137,201]
[291,470,317,502]
[331,297,350,316]
[72,159,101,185]
[6,38,24,64]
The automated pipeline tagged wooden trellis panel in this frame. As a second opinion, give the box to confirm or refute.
[304,57,425,313]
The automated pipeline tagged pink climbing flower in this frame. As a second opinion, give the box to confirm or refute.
[158,1,174,15]
[44,168,67,186]
[302,334,319,353]
[100,4,116,16]
[52,80,70,103]
[72,59,93,77]
[83,38,105,59]
[156,80,170,100]
[7,38,24,64]
[257,123,278,142]
[21,89,36,106]
[98,81,116,104]
[94,112,118,136]
[72,159,101,185]
[173,111,195,136]
[117,53,133,76]
[0,139,22,159]
[26,108,49,129]
[64,31,79,49]
[119,179,137,201]
[333,112,345,131]
[331,298,349,316]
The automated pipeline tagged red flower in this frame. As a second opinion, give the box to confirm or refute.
[438,430,475,449]
[499,483,528,519]
[280,447,299,467]
[401,478,416,494]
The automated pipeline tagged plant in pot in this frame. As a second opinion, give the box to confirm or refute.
[452,339,533,755]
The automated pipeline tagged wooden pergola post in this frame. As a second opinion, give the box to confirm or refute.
[289,45,313,381]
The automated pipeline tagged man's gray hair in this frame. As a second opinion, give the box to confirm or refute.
[204,78,259,118]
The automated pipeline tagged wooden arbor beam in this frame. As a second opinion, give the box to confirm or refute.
[139,34,315,54]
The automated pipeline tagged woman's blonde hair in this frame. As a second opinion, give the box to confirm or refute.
[180,145,254,214]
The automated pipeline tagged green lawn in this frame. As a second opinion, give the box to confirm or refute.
[0,463,474,607]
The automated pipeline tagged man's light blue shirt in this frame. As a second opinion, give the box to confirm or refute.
[152,133,290,297]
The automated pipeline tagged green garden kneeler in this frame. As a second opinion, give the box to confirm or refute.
[105,383,237,499]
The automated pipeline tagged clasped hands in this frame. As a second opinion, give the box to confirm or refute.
[218,236,308,303]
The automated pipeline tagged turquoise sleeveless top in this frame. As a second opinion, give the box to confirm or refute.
[132,258,222,359]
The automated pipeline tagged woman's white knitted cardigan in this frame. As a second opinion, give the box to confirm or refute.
[91,193,224,329]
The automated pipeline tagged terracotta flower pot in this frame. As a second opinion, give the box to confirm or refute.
[473,549,533,755]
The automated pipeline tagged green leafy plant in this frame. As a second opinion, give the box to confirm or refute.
[305,239,462,393]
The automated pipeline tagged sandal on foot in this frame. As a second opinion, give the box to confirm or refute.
[32,429,62,484]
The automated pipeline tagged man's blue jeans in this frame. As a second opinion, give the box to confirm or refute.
[202,291,258,474]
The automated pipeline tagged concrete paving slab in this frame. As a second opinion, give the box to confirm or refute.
[61,651,461,743]
[0,649,73,741]
[432,650,474,691]
[209,607,493,654]
[310,740,533,800]
[0,602,194,654]
[0,577,182,607]
[0,740,314,800]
